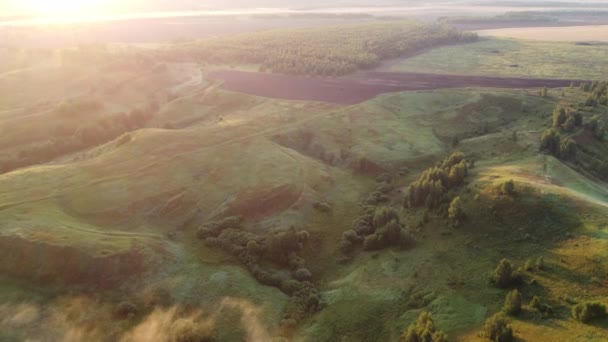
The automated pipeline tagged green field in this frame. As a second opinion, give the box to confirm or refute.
[380,38,608,80]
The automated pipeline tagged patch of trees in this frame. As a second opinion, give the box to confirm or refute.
[572,302,607,323]
[197,217,320,323]
[579,81,608,107]
[490,259,522,288]
[401,311,448,342]
[0,104,156,175]
[407,152,469,210]
[340,206,414,255]
[166,22,478,76]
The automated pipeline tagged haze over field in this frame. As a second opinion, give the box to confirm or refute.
[2,1,608,341]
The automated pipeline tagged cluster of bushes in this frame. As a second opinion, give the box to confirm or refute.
[578,81,608,107]
[552,105,583,132]
[197,218,320,323]
[401,311,448,342]
[490,259,523,288]
[540,129,577,160]
[340,206,414,255]
[0,104,156,174]
[572,302,607,323]
[166,22,477,76]
[407,152,469,209]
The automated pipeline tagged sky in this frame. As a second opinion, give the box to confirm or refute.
[1,0,606,18]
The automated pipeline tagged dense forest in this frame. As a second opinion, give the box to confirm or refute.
[164,22,478,76]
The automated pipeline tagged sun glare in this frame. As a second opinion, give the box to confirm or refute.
[25,0,112,18]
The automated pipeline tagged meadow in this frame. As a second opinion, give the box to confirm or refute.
[380,38,608,80]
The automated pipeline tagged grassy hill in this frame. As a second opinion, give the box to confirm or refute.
[2,28,608,341]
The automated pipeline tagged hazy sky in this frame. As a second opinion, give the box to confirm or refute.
[2,0,606,17]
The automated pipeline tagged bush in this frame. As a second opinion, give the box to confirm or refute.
[401,311,448,342]
[559,138,577,160]
[503,290,522,316]
[529,296,541,310]
[372,207,400,229]
[540,128,560,156]
[524,259,534,272]
[448,196,464,227]
[501,180,516,196]
[572,302,607,323]
[408,152,468,208]
[491,259,521,288]
[482,313,513,342]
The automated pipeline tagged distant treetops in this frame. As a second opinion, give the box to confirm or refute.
[165,21,478,76]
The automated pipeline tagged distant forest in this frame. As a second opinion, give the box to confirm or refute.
[164,22,478,76]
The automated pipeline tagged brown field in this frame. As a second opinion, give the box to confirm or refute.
[209,70,580,104]
[477,25,608,42]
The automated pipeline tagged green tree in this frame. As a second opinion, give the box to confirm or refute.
[448,197,464,227]
[540,128,561,156]
[540,86,548,97]
[559,138,577,160]
[552,106,567,128]
[503,290,523,316]
[492,259,517,288]
[482,313,513,342]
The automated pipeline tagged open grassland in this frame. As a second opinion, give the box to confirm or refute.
[478,25,608,42]
[380,38,608,80]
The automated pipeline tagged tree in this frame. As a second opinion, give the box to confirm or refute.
[501,180,515,196]
[529,296,541,310]
[448,197,464,227]
[540,128,561,156]
[540,86,548,97]
[401,311,448,342]
[559,138,577,160]
[491,259,519,288]
[503,290,523,316]
[552,106,567,128]
[482,313,513,342]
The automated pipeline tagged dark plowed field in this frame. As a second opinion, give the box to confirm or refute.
[209,70,581,105]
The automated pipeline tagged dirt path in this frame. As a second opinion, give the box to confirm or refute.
[209,70,582,105]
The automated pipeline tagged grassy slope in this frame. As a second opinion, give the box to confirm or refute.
[380,38,608,80]
[2,60,608,340]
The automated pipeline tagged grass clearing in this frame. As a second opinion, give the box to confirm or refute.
[380,38,608,80]
[477,25,608,42]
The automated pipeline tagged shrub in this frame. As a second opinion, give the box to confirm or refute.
[540,128,560,156]
[401,311,448,342]
[491,259,521,288]
[559,138,577,160]
[503,290,522,316]
[501,180,516,196]
[482,313,513,342]
[524,259,534,272]
[529,296,541,310]
[408,152,468,208]
[572,302,607,323]
[372,207,400,229]
[552,106,567,128]
[448,196,464,227]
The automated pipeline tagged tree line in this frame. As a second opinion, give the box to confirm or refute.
[163,22,478,76]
